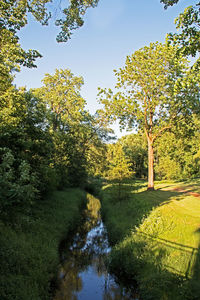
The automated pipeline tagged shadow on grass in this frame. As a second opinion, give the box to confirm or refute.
[102,181,200,299]
[187,228,200,300]
[136,231,198,278]
[102,181,186,244]
[109,230,200,300]
[110,239,186,299]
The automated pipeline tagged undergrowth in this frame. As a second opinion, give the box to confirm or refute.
[0,188,86,300]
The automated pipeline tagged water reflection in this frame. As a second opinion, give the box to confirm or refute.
[54,194,137,300]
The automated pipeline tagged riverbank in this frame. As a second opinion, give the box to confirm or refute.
[101,179,200,300]
[0,188,86,300]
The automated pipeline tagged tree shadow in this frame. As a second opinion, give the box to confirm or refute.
[102,181,200,298]
[104,183,188,242]
[137,231,198,278]
[102,182,186,244]
[187,228,200,300]
[109,230,200,299]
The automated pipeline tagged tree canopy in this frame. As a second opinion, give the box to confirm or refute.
[167,2,200,58]
[0,0,99,42]
[34,69,86,130]
[98,42,200,189]
[160,0,180,9]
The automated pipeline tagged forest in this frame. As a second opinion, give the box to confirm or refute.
[0,0,200,299]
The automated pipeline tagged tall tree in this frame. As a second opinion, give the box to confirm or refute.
[34,68,86,185]
[34,68,111,187]
[35,68,86,131]
[98,42,200,190]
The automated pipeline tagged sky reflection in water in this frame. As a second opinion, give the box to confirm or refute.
[54,195,138,300]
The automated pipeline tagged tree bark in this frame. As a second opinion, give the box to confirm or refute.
[147,138,154,190]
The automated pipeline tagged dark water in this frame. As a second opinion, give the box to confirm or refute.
[54,195,139,300]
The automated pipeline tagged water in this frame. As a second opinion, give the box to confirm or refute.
[53,195,139,300]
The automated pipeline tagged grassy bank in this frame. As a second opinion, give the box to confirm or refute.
[101,180,200,300]
[0,188,86,300]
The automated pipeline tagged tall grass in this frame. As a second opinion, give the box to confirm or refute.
[0,188,86,300]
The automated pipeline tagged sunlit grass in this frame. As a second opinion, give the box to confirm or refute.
[102,179,200,299]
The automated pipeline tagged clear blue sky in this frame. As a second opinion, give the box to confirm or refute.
[14,0,196,137]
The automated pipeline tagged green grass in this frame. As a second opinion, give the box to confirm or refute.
[101,179,200,300]
[0,188,86,300]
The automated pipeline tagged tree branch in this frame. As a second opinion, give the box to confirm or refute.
[152,125,172,142]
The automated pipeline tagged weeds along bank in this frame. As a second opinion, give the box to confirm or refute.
[101,180,200,300]
[0,188,86,300]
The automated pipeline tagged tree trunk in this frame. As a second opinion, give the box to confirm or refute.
[147,138,154,190]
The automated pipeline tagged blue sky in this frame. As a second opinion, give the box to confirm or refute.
[14,0,196,137]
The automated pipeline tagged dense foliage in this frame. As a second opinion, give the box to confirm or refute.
[0,69,109,213]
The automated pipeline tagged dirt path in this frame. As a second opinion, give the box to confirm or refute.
[171,186,200,198]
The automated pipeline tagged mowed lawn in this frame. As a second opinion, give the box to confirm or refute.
[153,180,200,249]
[102,179,200,300]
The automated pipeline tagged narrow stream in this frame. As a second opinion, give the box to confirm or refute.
[53,194,139,300]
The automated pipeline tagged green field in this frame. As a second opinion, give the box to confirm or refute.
[101,179,200,300]
[0,189,86,300]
